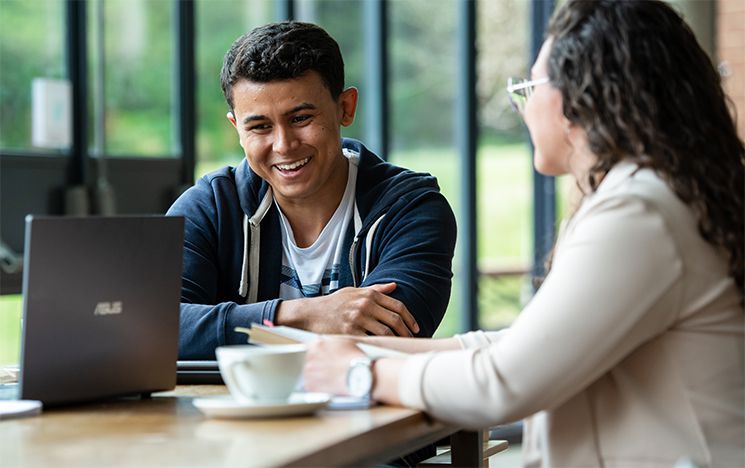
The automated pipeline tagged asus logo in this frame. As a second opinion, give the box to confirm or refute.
[94,301,123,316]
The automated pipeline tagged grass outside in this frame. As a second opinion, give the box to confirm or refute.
[0,294,22,366]
[390,143,534,336]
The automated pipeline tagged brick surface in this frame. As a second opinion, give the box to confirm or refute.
[718,0,745,138]
[718,0,745,14]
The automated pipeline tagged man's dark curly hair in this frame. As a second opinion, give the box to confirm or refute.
[547,0,744,300]
[220,21,345,112]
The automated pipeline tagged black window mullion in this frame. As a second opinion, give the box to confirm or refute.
[276,0,295,21]
[175,0,196,189]
[530,0,556,284]
[363,0,389,159]
[457,0,478,332]
[65,0,90,215]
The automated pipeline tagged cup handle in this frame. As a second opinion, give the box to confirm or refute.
[227,361,256,401]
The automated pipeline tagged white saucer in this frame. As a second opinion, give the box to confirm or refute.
[193,392,331,419]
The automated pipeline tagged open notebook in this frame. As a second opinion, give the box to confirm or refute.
[237,324,407,359]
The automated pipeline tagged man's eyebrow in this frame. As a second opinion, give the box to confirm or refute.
[242,114,266,125]
[241,103,317,125]
[286,102,317,114]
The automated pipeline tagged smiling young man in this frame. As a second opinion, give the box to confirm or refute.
[167,21,456,362]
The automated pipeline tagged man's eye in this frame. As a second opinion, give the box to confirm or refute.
[248,124,271,132]
[292,114,311,124]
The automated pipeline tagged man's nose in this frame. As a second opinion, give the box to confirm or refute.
[272,126,300,155]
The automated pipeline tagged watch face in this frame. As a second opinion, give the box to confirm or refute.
[347,362,373,398]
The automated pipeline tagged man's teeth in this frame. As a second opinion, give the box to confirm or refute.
[276,157,310,171]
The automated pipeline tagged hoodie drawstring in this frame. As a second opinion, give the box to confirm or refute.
[348,202,385,286]
[362,213,385,281]
[239,188,273,302]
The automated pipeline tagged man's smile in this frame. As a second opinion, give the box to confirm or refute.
[274,156,311,172]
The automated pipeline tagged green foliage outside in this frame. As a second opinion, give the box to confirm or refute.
[0,0,65,150]
[93,0,174,155]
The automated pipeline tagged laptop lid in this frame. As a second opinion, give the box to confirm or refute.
[19,215,184,406]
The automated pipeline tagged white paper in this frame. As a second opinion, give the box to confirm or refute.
[31,77,71,149]
[327,395,375,410]
[0,400,42,420]
[252,325,407,359]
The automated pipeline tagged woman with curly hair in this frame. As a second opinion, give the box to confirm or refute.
[303,1,744,466]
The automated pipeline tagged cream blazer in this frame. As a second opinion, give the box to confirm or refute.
[399,162,744,468]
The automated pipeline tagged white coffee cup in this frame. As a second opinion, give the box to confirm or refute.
[216,344,307,403]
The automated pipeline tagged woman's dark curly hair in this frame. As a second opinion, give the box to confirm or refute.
[547,0,744,300]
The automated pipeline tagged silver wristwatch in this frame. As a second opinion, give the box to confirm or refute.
[346,356,375,399]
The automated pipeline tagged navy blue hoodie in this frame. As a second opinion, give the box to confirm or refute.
[168,138,457,359]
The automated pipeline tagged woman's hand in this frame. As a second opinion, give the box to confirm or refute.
[303,337,366,395]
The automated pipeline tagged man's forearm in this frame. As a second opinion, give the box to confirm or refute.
[272,284,417,336]
[273,298,310,329]
[179,300,279,359]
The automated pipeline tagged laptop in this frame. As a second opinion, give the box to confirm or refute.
[1,215,184,407]
[176,360,223,385]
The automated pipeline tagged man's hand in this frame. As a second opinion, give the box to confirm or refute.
[275,282,420,336]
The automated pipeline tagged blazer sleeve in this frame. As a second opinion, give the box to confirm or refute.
[167,180,280,360]
[360,190,457,337]
[398,194,684,428]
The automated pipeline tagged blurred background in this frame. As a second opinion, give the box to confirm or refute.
[1,0,742,368]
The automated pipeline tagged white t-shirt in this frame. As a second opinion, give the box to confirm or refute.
[277,150,359,299]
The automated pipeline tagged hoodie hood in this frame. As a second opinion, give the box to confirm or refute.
[343,138,442,230]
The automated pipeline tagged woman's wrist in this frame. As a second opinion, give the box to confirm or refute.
[371,357,405,405]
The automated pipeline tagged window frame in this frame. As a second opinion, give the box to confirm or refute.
[0,0,195,294]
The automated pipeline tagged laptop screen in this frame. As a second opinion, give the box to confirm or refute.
[18,215,184,405]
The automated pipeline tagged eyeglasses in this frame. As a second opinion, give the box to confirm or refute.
[506,77,550,114]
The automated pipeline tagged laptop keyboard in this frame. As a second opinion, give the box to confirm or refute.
[176,360,223,385]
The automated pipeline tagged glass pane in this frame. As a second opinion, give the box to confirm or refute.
[0,0,66,153]
[388,0,459,337]
[295,0,364,142]
[476,0,533,330]
[195,0,275,178]
[88,0,174,157]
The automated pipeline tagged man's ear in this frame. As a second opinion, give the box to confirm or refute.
[338,87,359,127]
[227,111,237,128]
[227,111,244,149]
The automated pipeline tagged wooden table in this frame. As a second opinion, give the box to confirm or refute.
[0,385,485,467]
